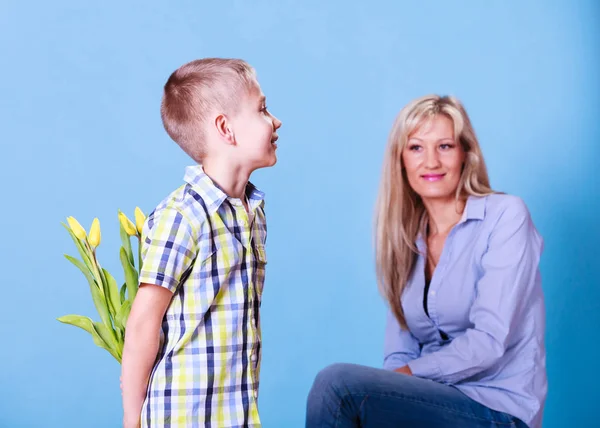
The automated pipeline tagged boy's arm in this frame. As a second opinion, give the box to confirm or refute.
[121,283,173,428]
[121,205,199,427]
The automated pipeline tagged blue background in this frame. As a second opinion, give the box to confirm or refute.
[1,1,598,426]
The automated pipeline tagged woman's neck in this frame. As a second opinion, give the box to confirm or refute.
[423,197,466,236]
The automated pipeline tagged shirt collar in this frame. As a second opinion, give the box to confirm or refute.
[416,195,487,251]
[458,195,486,223]
[183,165,265,214]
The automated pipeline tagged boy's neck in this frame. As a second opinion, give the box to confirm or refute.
[202,159,250,201]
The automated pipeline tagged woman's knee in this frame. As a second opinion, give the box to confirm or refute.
[306,363,358,417]
[314,363,358,386]
[308,363,365,400]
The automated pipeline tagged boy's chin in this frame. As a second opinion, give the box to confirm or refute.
[245,156,277,173]
[258,155,278,169]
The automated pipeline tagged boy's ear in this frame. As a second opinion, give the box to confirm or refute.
[215,114,236,145]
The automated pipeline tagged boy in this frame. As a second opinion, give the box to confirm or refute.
[121,58,282,428]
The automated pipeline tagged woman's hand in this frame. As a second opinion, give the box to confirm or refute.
[394,365,413,376]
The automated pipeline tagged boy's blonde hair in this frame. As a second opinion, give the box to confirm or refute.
[374,95,494,329]
[161,58,257,161]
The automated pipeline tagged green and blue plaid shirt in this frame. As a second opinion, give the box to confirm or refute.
[139,165,267,427]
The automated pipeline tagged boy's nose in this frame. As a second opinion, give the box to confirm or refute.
[273,116,282,130]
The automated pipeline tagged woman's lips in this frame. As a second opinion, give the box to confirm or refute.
[421,174,445,182]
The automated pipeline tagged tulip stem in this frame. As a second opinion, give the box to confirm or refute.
[85,240,118,343]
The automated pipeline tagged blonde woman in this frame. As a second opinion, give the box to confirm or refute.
[306,95,546,428]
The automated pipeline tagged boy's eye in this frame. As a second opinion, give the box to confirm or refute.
[261,105,268,113]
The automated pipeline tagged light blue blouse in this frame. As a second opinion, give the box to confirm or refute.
[383,194,547,427]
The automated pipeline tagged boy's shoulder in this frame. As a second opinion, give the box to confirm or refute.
[147,182,210,236]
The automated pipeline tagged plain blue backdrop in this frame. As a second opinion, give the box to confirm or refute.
[1,0,598,427]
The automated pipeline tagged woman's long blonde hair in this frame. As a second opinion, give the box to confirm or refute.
[375,95,494,329]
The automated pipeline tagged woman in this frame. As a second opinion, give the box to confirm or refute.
[306,95,546,427]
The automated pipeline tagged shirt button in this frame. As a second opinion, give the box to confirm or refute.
[251,354,257,362]
[431,290,436,296]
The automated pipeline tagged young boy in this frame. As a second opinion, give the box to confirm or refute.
[121,58,282,428]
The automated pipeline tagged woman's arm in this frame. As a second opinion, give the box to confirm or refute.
[407,198,543,384]
[383,310,421,371]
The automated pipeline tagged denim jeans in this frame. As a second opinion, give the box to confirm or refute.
[306,363,528,428]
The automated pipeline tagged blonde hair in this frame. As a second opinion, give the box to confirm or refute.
[374,95,494,329]
[160,58,257,162]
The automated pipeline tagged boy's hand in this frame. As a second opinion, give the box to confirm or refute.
[123,416,141,428]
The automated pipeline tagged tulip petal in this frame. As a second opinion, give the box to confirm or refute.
[67,216,87,240]
[89,218,101,247]
[134,207,146,235]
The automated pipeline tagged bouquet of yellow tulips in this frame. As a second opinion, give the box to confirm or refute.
[58,208,147,363]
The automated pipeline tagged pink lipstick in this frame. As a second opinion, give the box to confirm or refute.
[421,174,445,182]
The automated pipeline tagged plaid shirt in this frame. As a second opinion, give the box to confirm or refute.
[139,165,267,427]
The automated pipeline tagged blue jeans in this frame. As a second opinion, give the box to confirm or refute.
[306,363,527,428]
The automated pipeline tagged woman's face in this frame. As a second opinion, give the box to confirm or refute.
[402,115,465,203]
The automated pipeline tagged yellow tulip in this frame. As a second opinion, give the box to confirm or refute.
[89,218,101,247]
[67,216,87,240]
[119,212,137,236]
[134,207,146,235]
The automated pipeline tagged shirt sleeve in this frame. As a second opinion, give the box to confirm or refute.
[408,197,543,384]
[383,309,422,370]
[138,207,198,293]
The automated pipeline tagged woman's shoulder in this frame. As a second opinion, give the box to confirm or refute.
[481,193,531,222]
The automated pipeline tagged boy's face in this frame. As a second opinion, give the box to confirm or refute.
[230,80,282,171]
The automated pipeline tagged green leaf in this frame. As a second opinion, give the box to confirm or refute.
[115,300,132,330]
[91,322,122,363]
[93,322,116,350]
[64,254,95,287]
[65,254,109,325]
[120,247,139,301]
[57,314,95,336]
[57,315,121,364]
[62,223,94,272]
[102,268,121,317]
[88,269,112,330]
[119,218,135,267]
[120,283,127,304]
